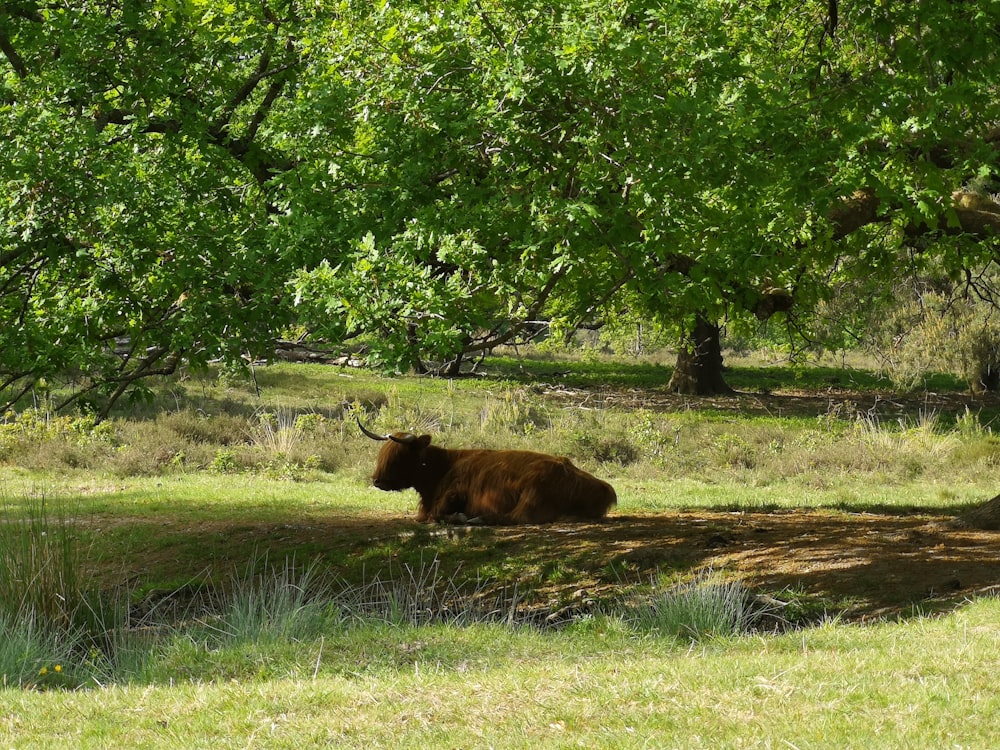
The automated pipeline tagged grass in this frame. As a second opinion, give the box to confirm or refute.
[1,598,999,747]
[1,353,1000,745]
[625,569,766,640]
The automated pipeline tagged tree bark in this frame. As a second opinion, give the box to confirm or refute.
[954,493,1000,530]
[827,188,1000,241]
[667,314,734,395]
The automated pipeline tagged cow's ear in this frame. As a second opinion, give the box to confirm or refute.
[416,435,432,449]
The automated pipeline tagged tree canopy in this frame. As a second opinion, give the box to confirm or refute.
[3,0,1000,412]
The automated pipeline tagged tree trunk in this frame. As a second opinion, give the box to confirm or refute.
[405,323,428,374]
[667,315,734,395]
[954,493,1000,530]
[441,351,464,377]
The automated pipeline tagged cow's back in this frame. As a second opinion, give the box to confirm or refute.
[440,449,615,524]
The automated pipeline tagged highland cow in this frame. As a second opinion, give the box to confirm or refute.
[359,420,616,525]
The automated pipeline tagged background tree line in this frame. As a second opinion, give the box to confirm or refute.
[3,0,1000,416]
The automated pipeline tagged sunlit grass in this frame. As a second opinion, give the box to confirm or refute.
[7,358,999,497]
[0,599,998,747]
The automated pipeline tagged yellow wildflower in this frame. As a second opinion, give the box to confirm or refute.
[38,667,47,676]
[54,665,62,673]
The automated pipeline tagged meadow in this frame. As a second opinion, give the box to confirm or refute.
[1,353,999,748]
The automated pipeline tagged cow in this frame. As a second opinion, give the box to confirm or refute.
[358,419,617,525]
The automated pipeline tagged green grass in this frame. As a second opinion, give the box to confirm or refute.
[1,355,1000,745]
[1,598,999,747]
[624,569,763,640]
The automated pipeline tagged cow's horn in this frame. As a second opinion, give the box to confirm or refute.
[357,417,389,441]
[389,433,419,445]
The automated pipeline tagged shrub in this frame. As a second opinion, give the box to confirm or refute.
[479,389,551,436]
[0,409,118,469]
[572,433,641,465]
[866,282,1000,392]
[160,410,250,446]
[210,448,240,473]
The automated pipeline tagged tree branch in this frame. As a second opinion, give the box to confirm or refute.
[0,28,27,79]
[460,268,568,355]
[213,49,273,133]
[827,188,882,240]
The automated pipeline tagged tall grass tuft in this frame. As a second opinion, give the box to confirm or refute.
[0,496,84,633]
[629,570,762,641]
[339,557,521,627]
[0,495,138,688]
[249,408,302,458]
[204,555,345,644]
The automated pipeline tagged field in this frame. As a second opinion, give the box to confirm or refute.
[2,355,1000,747]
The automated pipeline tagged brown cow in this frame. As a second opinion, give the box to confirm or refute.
[359,420,616,525]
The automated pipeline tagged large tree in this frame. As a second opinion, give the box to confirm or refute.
[289,0,1000,389]
[649,0,1000,392]
[617,0,1000,393]
[287,1,643,373]
[4,0,1000,410]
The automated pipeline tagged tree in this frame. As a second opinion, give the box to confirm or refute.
[649,0,1000,392]
[0,2,310,415]
[289,0,1000,392]
[288,1,642,373]
[4,0,1000,410]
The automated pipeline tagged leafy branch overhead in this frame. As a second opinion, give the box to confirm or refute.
[2,1,1000,411]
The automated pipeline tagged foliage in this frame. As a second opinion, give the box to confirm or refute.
[4,1,1000,407]
[859,270,1000,392]
[0,407,118,469]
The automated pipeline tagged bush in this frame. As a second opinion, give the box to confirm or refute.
[0,409,118,469]
[571,431,641,465]
[864,281,1000,392]
[159,410,250,446]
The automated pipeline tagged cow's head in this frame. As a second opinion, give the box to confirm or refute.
[358,418,432,491]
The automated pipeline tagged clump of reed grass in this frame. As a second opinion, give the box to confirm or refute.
[626,570,767,641]
[199,556,345,645]
[0,496,86,633]
[0,495,138,689]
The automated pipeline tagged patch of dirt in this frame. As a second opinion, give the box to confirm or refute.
[98,507,1000,625]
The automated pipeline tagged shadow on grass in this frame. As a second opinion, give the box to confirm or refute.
[482,355,968,393]
[81,502,1000,626]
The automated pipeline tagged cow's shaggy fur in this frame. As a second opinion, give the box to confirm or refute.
[368,433,617,525]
